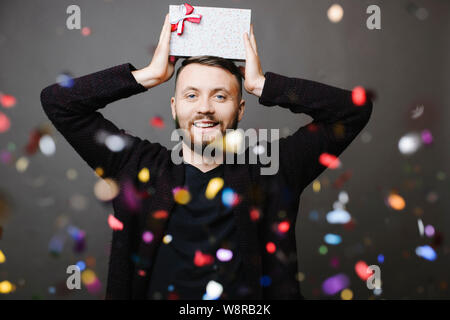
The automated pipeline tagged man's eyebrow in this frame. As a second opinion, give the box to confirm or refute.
[181,86,232,95]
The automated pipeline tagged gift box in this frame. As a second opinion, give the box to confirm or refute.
[169,3,251,61]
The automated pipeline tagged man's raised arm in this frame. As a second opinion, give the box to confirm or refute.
[258,71,373,196]
[40,13,178,179]
[40,62,153,179]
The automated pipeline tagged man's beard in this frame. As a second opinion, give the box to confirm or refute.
[175,114,239,155]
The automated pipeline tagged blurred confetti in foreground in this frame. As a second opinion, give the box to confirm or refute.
[327,4,344,23]
[322,273,350,295]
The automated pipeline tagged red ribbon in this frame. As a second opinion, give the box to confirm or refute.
[170,3,202,35]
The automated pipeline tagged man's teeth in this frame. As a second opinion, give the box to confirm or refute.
[194,122,217,128]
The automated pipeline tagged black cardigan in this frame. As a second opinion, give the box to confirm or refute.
[40,63,373,299]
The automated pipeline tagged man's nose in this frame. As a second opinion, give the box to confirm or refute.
[196,97,215,114]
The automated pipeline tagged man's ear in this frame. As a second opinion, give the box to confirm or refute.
[170,97,176,120]
[237,99,245,122]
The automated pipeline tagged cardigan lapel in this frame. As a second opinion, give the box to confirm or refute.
[132,158,185,299]
[224,162,263,298]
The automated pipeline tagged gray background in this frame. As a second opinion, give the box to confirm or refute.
[0,0,449,299]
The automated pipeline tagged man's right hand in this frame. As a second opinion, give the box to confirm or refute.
[132,13,179,89]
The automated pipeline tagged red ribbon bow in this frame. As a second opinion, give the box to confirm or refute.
[170,3,202,35]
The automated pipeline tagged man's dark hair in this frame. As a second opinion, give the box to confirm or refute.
[174,55,243,100]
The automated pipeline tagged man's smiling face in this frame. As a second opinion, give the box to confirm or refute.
[171,63,245,151]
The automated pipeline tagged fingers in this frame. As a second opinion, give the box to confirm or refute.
[157,13,172,55]
[243,31,256,59]
[249,24,259,56]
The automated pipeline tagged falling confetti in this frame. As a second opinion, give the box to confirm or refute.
[204,280,223,300]
[319,153,341,169]
[277,221,290,233]
[415,245,437,261]
[417,219,424,237]
[341,288,353,300]
[324,234,342,245]
[173,187,191,205]
[322,273,350,295]
[424,225,435,238]
[0,112,11,133]
[0,249,5,263]
[326,208,351,224]
[153,210,169,219]
[0,280,15,294]
[194,250,214,267]
[249,207,260,221]
[39,135,56,156]
[142,231,154,243]
[150,116,165,128]
[66,168,78,180]
[266,242,276,254]
[411,105,424,119]
[138,167,150,183]
[327,4,344,23]
[386,193,405,211]
[421,129,433,145]
[81,27,91,36]
[398,132,422,155]
[105,135,126,152]
[221,188,239,207]
[108,214,123,231]
[0,94,16,108]
[352,86,367,106]
[94,178,119,202]
[216,248,233,262]
[205,177,224,199]
[163,234,173,244]
[223,130,244,153]
[355,260,373,281]
[56,73,74,88]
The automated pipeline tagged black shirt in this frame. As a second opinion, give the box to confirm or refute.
[147,163,245,300]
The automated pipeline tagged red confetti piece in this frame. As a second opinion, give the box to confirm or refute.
[249,208,260,221]
[153,210,169,219]
[0,112,10,133]
[355,260,373,281]
[81,27,91,36]
[278,221,290,233]
[138,270,146,277]
[150,116,165,129]
[319,153,340,169]
[108,214,123,231]
[352,86,367,106]
[0,94,16,108]
[193,250,214,267]
[266,242,276,254]
[25,129,43,155]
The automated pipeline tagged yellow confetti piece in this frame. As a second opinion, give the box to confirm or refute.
[341,288,353,300]
[0,250,5,263]
[95,167,104,177]
[0,280,14,294]
[81,269,96,286]
[138,168,150,183]
[173,188,191,205]
[313,180,321,193]
[205,177,224,200]
[16,157,29,172]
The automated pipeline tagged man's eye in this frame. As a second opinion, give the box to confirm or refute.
[187,94,196,99]
[216,95,225,100]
